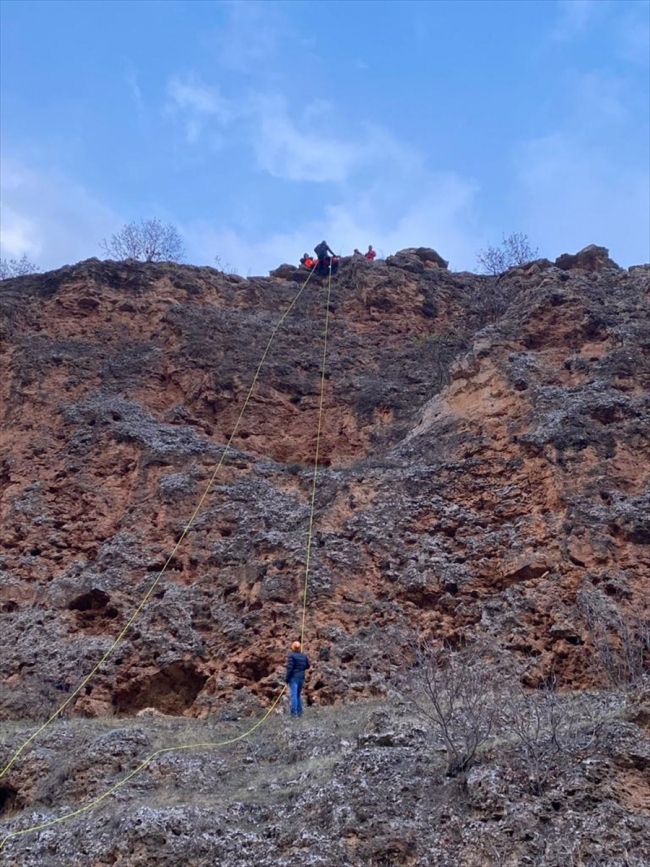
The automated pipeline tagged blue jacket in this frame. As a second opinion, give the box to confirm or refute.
[286,651,310,684]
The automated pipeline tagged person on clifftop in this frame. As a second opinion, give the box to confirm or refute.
[286,640,310,718]
[314,240,339,276]
[365,245,377,262]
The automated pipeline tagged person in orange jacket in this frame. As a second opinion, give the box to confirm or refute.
[365,245,377,262]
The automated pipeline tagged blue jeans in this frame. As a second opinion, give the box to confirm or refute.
[289,678,304,717]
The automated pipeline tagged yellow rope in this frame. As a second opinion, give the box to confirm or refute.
[0,689,285,851]
[1,267,316,780]
[300,264,332,650]
[0,263,332,852]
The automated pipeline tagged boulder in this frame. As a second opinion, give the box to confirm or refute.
[269,263,298,279]
[555,244,621,272]
[386,247,449,273]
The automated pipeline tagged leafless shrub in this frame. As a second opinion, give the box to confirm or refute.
[396,640,503,775]
[470,232,539,325]
[576,589,650,688]
[500,675,602,795]
[214,255,239,276]
[470,276,521,326]
[397,640,606,791]
[476,232,539,276]
[100,218,185,262]
[0,254,40,280]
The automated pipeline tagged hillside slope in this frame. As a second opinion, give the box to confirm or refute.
[1,692,649,866]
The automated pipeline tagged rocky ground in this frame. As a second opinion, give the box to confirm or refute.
[1,244,649,863]
[1,684,649,866]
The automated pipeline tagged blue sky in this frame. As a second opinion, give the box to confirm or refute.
[1,0,648,274]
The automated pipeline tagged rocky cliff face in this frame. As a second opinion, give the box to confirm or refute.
[1,245,649,865]
[0,246,648,722]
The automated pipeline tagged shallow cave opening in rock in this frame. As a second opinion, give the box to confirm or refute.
[0,785,18,816]
[68,588,118,627]
[234,656,275,683]
[113,661,208,716]
[68,588,111,612]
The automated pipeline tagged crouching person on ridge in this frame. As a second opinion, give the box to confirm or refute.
[286,640,310,718]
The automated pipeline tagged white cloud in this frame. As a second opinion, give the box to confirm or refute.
[0,156,122,270]
[167,75,232,120]
[165,74,234,143]
[511,58,649,268]
[125,69,144,112]
[184,168,482,275]
[0,205,40,257]
[213,0,285,75]
[552,0,599,40]
[163,70,483,272]
[250,94,368,183]
[2,74,484,277]
[165,80,423,186]
[516,131,650,265]
[551,0,649,65]
[178,58,648,275]
[572,70,628,126]
[617,0,650,65]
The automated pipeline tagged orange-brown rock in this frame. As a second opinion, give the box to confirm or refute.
[0,248,648,721]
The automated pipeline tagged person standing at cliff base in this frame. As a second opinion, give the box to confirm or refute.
[286,640,310,717]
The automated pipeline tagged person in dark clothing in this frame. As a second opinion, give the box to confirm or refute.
[314,240,336,260]
[286,640,310,717]
[314,240,339,276]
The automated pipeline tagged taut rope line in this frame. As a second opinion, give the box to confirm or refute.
[1,263,333,852]
[300,264,332,649]
[1,266,316,780]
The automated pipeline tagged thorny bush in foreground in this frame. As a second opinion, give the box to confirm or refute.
[498,675,603,795]
[395,641,502,776]
[396,640,604,790]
